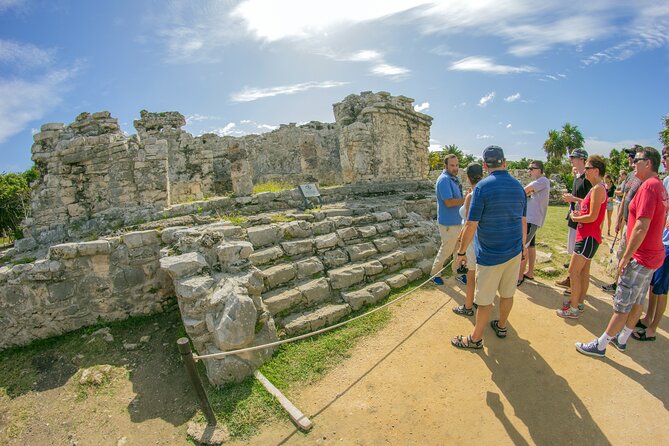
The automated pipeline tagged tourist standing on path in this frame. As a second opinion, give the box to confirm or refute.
[517,160,550,285]
[556,149,592,292]
[604,174,615,236]
[634,145,669,342]
[601,147,644,293]
[451,146,527,349]
[556,156,607,319]
[431,154,464,285]
[452,163,483,317]
[576,146,668,357]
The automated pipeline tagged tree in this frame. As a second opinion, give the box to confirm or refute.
[507,158,532,170]
[561,122,585,155]
[660,114,669,148]
[543,129,565,163]
[428,144,479,170]
[0,167,38,242]
[606,148,629,182]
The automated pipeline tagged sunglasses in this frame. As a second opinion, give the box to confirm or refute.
[633,158,649,164]
[584,166,595,170]
[528,167,540,170]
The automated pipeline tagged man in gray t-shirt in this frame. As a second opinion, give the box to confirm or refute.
[518,160,550,284]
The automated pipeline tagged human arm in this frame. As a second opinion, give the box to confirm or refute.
[521,216,528,259]
[443,197,465,207]
[618,217,651,275]
[571,186,605,223]
[455,221,478,268]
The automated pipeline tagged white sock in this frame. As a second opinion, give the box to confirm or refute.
[597,333,613,350]
[618,326,634,344]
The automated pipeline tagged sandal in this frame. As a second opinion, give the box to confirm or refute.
[632,329,656,341]
[452,305,474,316]
[451,335,483,349]
[635,320,648,330]
[523,274,535,280]
[517,277,525,287]
[490,320,507,338]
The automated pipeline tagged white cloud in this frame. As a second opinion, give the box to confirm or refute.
[344,49,382,62]
[414,102,430,113]
[478,92,495,107]
[370,63,410,78]
[186,114,220,123]
[454,102,467,108]
[230,80,348,102]
[506,123,512,129]
[0,0,23,12]
[0,40,54,68]
[505,93,521,102]
[213,122,243,136]
[583,137,655,156]
[0,68,78,144]
[476,134,493,139]
[429,143,442,152]
[450,57,537,75]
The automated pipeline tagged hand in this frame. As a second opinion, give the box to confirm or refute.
[456,254,467,269]
[522,247,528,261]
[614,223,620,234]
[618,256,630,277]
[562,193,575,203]
[570,210,581,219]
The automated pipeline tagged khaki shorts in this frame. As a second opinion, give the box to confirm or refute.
[475,253,522,306]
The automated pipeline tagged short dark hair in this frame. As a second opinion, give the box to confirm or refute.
[587,155,606,177]
[444,154,458,165]
[641,146,660,173]
[530,160,544,173]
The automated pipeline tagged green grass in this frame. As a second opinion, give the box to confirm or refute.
[252,181,294,194]
[215,211,247,225]
[534,205,571,278]
[269,214,295,223]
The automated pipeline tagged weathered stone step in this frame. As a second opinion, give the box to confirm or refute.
[281,303,352,337]
[263,277,331,316]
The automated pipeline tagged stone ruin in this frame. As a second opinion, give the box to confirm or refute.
[0,91,441,385]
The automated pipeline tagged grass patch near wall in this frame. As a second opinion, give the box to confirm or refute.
[253,181,294,194]
[534,205,571,278]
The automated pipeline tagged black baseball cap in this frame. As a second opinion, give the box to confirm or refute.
[482,145,504,166]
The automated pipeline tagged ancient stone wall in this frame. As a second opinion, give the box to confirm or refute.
[0,230,172,349]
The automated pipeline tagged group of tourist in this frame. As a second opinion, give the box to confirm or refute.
[431,144,668,358]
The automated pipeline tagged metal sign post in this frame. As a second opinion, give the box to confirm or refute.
[298,183,322,209]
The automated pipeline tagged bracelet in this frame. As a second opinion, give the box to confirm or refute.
[457,252,466,256]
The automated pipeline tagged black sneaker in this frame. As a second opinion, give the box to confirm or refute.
[601,283,617,293]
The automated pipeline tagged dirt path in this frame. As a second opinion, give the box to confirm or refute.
[239,261,669,446]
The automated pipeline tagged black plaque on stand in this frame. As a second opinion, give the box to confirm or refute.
[298,183,322,209]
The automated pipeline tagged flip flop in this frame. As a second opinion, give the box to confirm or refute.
[517,277,525,287]
[635,320,648,330]
[523,274,535,280]
[632,330,656,341]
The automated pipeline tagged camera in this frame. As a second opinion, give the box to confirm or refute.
[456,264,468,275]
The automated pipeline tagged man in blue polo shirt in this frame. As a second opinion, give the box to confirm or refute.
[431,154,465,285]
[451,145,527,350]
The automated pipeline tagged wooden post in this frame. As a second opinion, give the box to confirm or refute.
[177,337,217,426]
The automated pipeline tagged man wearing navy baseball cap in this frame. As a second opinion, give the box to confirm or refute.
[451,145,527,349]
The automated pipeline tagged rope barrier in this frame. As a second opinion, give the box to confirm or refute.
[192,259,455,361]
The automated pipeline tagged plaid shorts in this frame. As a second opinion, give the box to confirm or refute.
[614,259,654,313]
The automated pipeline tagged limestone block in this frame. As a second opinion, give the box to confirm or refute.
[249,246,284,266]
[331,216,353,228]
[48,280,76,302]
[392,228,421,241]
[346,243,378,262]
[247,225,280,247]
[280,239,314,256]
[388,207,408,219]
[297,278,331,305]
[342,289,374,311]
[263,288,304,315]
[217,241,254,266]
[357,226,377,238]
[281,220,312,239]
[352,215,375,225]
[76,240,111,257]
[161,226,190,244]
[159,252,208,279]
[401,268,423,282]
[310,304,351,331]
[373,212,393,222]
[328,265,365,290]
[417,259,433,275]
[295,256,324,279]
[323,208,353,217]
[183,318,207,335]
[312,220,335,235]
[401,246,423,262]
[373,237,400,253]
[262,264,296,289]
[48,243,79,260]
[536,250,552,264]
[385,274,408,289]
[212,294,257,350]
[375,222,393,234]
[281,313,312,336]
[315,232,340,251]
[122,230,160,249]
[256,191,277,204]
[379,251,405,267]
[176,276,214,301]
[365,282,391,301]
[320,249,349,269]
[361,260,384,276]
[336,227,358,242]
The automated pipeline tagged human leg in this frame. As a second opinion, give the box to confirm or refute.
[606,209,612,235]
[471,304,493,341]
[526,246,536,278]
[430,224,459,277]
[646,294,668,337]
[567,254,587,309]
[495,254,521,329]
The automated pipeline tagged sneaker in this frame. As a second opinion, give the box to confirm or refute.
[577,303,585,312]
[575,339,606,357]
[556,306,579,319]
[601,283,617,293]
[452,304,474,316]
[432,277,444,286]
[610,337,627,352]
[555,277,571,289]
[455,274,467,286]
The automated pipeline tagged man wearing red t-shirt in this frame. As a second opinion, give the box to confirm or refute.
[576,146,668,358]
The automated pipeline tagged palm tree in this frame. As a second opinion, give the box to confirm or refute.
[543,129,564,162]
[660,114,669,147]
[561,122,585,155]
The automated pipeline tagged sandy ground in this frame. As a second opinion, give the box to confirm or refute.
[239,260,669,446]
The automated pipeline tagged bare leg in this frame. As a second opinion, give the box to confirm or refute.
[623,304,645,331]
[605,311,634,337]
[497,297,513,328]
[641,290,657,326]
[518,256,527,281]
[526,247,536,278]
[646,294,667,337]
[471,304,493,341]
[568,254,587,309]
[464,270,475,309]
[579,260,591,305]
[606,210,612,235]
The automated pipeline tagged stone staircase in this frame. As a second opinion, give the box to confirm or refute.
[241,205,439,337]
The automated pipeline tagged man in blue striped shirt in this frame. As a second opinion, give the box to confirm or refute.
[451,145,527,349]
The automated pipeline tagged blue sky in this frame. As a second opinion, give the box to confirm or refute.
[1,0,668,173]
